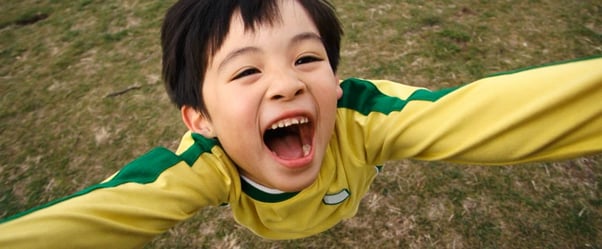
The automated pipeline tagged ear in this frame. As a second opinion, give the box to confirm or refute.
[181,105,217,138]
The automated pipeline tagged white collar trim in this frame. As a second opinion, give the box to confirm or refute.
[240,175,285,194]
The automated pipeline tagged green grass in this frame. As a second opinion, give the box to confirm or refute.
[1,0,601,248]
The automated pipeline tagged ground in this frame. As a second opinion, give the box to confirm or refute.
[1,0,600,248]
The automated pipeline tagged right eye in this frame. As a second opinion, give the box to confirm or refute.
[232,68,260,81]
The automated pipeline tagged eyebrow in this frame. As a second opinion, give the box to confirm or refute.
[217,46,260,72]
[217,32,323,72]
[290,32,323,47]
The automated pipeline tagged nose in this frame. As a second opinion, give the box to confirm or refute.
[266,72,306,101]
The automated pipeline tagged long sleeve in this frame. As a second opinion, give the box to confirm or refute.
[0,134,232,249]
[336,56,602,165]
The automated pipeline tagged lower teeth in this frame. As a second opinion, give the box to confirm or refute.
[302,144,311,156]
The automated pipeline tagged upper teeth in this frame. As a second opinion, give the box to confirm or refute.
[270,117,309,130]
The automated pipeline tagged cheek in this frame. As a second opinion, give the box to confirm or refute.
[209,90,262,151]
[316,81,341,109]
[212,100,261,164]
[306,69,340,101]
[320,82,342,126]
[214,100,257,135]
[311,81,340,139]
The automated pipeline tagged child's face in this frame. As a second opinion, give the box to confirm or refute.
[196,1,342,192]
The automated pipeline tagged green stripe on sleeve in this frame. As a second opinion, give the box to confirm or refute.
[180,133,219,166]
[337,78,460,116]
[1,145,202,223]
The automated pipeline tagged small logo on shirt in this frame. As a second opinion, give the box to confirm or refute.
[323,189,350,205]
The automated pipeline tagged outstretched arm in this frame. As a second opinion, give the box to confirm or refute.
[337,56,602,165]
[0,136,231,249]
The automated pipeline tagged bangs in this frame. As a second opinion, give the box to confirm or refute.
[208,0,282,57]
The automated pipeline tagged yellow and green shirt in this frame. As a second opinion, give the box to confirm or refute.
[1,56,601,248]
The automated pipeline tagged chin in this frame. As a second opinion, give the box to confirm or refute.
[276,181,314,192]
[274,166,320,192]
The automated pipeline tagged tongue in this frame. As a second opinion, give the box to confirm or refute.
[268,133,304,159]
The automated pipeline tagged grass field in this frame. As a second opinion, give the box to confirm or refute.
[1,0,601,248]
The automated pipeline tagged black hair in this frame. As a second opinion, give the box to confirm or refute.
[161,0,343,114]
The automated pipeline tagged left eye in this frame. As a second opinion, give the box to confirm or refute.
[295,56,322,65]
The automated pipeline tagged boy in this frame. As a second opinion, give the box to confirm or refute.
[1,0,601,248]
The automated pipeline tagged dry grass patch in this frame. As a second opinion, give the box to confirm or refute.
[1,0,601,248]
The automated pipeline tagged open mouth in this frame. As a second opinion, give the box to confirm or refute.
[263,116,314,160]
